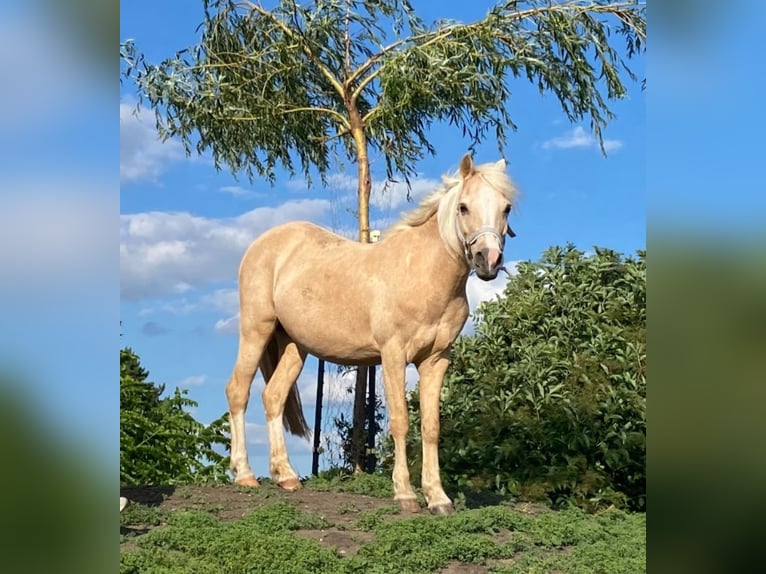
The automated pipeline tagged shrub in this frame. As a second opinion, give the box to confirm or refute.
[120,348,230,485]
[406,245,646,511]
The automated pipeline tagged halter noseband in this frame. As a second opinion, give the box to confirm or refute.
[456,221,507,263]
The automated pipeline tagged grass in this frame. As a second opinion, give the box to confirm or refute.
[120,476,645,574]
[354,504,401,531]
[303,471,395,498]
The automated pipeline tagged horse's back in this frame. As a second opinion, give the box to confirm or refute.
[250,220,347,248]
[241,221,348,271]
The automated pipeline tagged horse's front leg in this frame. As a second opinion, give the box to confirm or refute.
[381,349,420,512]
[417,351,454,514]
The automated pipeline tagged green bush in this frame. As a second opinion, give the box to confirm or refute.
[406,245,646,511]
[120,348,231,485]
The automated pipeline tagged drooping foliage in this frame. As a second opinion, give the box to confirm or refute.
[121,0,645,202]
[120,348,231,485]
[406,245,646,511]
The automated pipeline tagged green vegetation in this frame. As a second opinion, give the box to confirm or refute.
[121,502,340,574]
[120,348,231,486]
[403,245,646,511]
[305,470,394,498]
[120,483,645,573]
[354,505,402,531]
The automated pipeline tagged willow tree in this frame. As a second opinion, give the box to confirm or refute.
[122,0,644,242]
[121,0,644,472]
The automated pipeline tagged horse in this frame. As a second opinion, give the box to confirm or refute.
[225,153,518,514]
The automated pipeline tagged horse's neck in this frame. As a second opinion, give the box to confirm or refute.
[411,216,470,296]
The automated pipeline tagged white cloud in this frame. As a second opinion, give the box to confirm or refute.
[371,177,438,210]
[603,139,624,153]
[204,288,240,314]
[219,185,248,196]
[326,173,358,192]
[120,198,331,300]
[542,126,623,153]
[137,298,200,317]
[120,100,185,184]
[462,262,518,335]
[215,314,240,335]
[286,172,438,214]
[404,364,419,392]
[219,185,266,198]
[163,299,199,314]
[245,421,312,453]
[297,367,358,408]
[245,422,269,446]
[179,374,207,387]
[466,263,517,313]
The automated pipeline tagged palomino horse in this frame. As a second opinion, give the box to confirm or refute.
[226,153,518,514]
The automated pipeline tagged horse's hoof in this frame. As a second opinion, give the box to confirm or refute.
[398,498,421,513]
[235,476,261,488]
[429,503,455,515]
[278,478,302,492]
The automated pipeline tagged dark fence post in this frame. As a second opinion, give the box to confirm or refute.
[311,358,325,476]
[351,366,368,472]
[366,364,377,473]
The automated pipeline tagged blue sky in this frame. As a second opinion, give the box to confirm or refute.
[120,0,645,477]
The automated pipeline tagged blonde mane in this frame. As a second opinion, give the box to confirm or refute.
[390,159,518,259]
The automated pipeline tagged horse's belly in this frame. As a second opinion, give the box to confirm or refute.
[276,307,380,365]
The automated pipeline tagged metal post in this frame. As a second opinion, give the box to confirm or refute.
[366,364,377,473]
[311,358,325,476]
[351,365,367,472]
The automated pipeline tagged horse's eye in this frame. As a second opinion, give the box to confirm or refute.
[503,204,511,217]
[458,203,469,215]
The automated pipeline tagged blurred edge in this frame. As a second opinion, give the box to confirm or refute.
[0,1,118,573]
[649,1,766,573]
[649,234,766,574]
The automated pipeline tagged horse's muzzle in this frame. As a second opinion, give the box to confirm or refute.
[473,247,503,280]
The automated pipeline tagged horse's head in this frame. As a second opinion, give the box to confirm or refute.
[454,153,516,280]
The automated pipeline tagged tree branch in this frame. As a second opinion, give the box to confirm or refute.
[213,104,350,128]
[244,1,346,99]
[277,106,350,128]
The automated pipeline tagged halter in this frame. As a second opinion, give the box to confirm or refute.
[455,220,506,263]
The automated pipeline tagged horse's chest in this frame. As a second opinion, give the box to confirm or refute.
[404,301,468,361]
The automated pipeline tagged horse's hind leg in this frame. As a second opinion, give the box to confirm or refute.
[262,330,307,491]
[226,315,276,487]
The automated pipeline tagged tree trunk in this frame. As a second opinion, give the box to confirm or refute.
[348,98,372,472]
[349,109,371,243]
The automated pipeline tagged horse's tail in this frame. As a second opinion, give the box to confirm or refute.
[284,384,311,439]
[260,335,312,440]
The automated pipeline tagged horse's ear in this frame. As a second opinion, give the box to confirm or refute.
[459,153,474,178]
[496,158,507,169]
